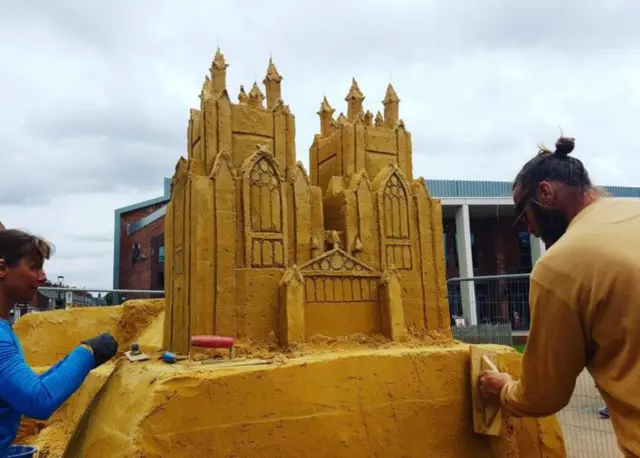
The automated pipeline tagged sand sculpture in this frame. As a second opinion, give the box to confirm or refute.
[11,50,569,457]
[163,49,449,353]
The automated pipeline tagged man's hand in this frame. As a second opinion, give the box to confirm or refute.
[478,370,513,404]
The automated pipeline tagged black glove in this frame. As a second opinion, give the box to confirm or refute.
[81,333,119,368]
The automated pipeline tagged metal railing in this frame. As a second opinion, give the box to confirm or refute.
[447,274,531,332]
[559,371,623,458]
[450,323,513,346]
[11,287,165,323]
[45,287,164,306]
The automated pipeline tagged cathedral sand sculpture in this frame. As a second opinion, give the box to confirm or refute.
[12,50,568,457]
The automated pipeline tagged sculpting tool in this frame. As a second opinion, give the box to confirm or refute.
[124,343,150,362]
[199,358,273,368]
[470,345,503,436]
[159,351,188,364]
[191,335,235,359]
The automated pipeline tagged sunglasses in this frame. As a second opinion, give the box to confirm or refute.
[513,188,536,227]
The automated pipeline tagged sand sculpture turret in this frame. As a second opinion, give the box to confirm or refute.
[163,49,450,353]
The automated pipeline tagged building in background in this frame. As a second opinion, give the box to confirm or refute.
[113,178,171,293]
[114,178,640,330]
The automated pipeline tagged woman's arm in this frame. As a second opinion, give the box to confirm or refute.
[0,339,94,420]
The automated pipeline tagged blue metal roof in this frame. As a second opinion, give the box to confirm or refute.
[426,180,513,198]
[426,179,640,199]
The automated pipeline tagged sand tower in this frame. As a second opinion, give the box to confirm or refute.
[162,49,450,354]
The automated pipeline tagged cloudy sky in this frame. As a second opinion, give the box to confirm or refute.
[1,0,639,289]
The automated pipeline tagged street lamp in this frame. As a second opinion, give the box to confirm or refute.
[56,275,64,310]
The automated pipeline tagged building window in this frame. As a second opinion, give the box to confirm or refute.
[158,246,165,263]
[517,232,532,268]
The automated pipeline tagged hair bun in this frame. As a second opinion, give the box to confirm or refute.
[554,136,575,157]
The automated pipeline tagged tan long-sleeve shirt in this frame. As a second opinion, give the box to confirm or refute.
[500,197,640,458]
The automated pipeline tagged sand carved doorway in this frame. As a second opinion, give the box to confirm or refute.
[300,248,383,337]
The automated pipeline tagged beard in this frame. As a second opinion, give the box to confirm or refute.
[531,204,570,248]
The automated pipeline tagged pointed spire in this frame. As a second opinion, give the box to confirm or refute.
[383,83,400,127]
[237,85,248,104]
[263,56,283,82]
[211,47,228,71]
[383,84,399,104]
[248,82,265,108]
[364,110,373,127]
[345,78,365,121]
[374,111,384,127]
[318,96,335,115]
[210,47,229,95]
[263,56,283,109]
[272,97,286,113]
[345,78,365,101]
[353,236,363,253]
[200,75,213,101]
[336,112,347,125]
[318,96,336,136]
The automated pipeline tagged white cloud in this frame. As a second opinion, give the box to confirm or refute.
[1,0,640,288]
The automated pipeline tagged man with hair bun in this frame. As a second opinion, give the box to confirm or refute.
[0,229,119,454]
[478,136,640,457]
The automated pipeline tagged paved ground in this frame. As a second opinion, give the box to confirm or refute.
[557,370,623,458]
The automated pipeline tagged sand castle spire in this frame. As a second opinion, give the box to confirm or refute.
[364,110,373,126]
[237,85,249,104]
[345,78,365,121]
[248,81,265,108]
[210,47,229,95]
[317,96,335,135]
[374,110,384,127]
[263,56,283,109]
[383,83,400,127]
[200,75,213,101]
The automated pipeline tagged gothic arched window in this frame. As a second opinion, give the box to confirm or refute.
[243,154,286,268]
[381,173,412,270]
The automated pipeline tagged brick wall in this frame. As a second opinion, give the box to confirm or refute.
[118,203,166,291]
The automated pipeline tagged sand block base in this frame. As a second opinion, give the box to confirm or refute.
[14,300,166,367]
[58,344,566,458]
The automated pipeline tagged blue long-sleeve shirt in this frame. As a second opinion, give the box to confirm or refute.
[0,319,94,455]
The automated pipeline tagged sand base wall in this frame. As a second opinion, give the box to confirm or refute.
[13,299,165,366]
[11,303,566,457]
[58,345,566,458]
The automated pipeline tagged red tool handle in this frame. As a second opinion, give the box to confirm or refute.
[191,335,234,349]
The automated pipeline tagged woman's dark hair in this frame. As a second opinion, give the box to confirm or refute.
[0,229,54,267]
[513,136,592,192]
